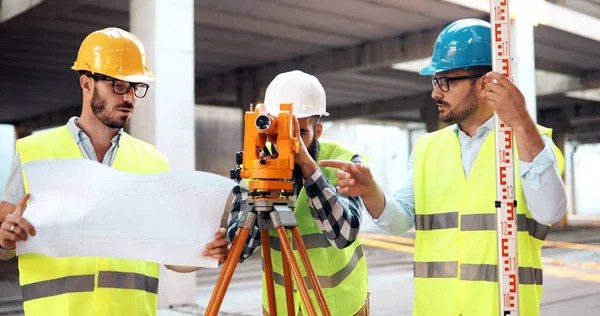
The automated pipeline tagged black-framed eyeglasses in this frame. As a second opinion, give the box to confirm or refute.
[431,75,483,92]
[89,74,150,98]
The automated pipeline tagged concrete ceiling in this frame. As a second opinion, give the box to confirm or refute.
[1,0,600,142]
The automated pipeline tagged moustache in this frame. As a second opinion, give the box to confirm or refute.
[116,103,134,111]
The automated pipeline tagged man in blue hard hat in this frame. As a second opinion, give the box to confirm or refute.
[319,18,567,315]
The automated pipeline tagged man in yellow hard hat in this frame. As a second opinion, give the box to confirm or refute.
[227,70,371,316]
[0,27,228,315]
[319,19,567,316]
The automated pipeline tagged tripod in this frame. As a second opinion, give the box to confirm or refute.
[205,197,331,316]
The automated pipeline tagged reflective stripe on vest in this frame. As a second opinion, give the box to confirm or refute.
[416,212,549,241]
[270,244,365,289]
[21,275,95,302]
[414,261,543,285]
[267,233,331,251]
[21,272,159,302]
[97,271,159,294]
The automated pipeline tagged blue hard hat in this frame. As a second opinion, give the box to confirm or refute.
[419,18,492,76]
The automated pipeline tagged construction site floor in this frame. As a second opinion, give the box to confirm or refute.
[1,227,599,315]
[159,227,600,316]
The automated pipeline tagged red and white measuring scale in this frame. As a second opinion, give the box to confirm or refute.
[491,0,519,315]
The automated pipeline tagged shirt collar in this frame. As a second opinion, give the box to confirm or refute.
[453,115,495,137]
[66,116,123,145]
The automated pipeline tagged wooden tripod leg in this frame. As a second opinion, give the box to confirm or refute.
[205,226,250,316]
[281,240,296,316]
[290,227,331,316]
[275,227,317,316]
[261,229,278,316]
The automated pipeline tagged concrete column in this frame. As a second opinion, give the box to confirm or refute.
[129,0,197,308]
[564,140,577,224]
[510,2,538,121]
[0,0,43,22]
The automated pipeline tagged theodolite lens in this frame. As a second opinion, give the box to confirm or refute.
[230,167,242,181]
[255,115,271,130]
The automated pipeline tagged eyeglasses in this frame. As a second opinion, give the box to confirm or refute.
[89,74,150,98]
[431,75,483,92]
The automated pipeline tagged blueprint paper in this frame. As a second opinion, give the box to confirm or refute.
[17,159,236,268]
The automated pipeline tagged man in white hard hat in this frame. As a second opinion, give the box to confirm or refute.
[227,70,371,316]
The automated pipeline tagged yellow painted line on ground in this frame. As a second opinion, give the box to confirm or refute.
[543,240,600,251]
[577,273,600,283]
[360,238,414,254]
[542,257,600,271]
[543,266,600,283]
[360,232,415,245]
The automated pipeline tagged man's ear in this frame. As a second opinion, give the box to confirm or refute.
[80,75,93,94]
[477,75,489,98]
[314,122,323,141]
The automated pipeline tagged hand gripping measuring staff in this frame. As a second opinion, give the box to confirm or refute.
[205,103,331,316]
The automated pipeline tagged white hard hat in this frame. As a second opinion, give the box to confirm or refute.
[264,70,328,118]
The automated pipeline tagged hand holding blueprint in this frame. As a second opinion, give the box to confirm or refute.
[17,159,236,268]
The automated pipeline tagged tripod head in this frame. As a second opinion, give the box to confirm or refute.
[231,103,299,200]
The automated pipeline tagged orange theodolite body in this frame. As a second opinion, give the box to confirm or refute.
[233,103,299,195]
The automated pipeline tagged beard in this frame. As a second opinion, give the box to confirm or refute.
[292,140,319,196]
[91,88,133,129]
[438,84,478,124]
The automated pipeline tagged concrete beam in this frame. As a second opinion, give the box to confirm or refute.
[570,115,600,126]
[561,104,600,141]
[10,105,80,133]
[1,0,44,22]
[196,24,446,99]
[325,92,432,121]
[440,0,600,43]
[565,129,600,141]
[535,58,584,77]
[196,34,598,107]
[0,0,87,37]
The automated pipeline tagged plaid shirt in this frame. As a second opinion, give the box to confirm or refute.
[226,156,365,262]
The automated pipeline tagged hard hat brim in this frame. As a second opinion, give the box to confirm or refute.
[295,111,329,119]
[419,65,436,76]
[113,73,155,83]
[71,66,155,83]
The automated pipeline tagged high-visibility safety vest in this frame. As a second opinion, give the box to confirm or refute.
[16,126,169,316]
[261,139,369,316]
[412,125,565,316]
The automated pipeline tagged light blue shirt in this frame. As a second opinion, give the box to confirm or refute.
[1,117,122,205]
[372,117,567,235]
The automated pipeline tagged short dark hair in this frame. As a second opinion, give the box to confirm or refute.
[467,66,492,77]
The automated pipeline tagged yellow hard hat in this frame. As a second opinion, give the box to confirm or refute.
[72,27,154,83]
